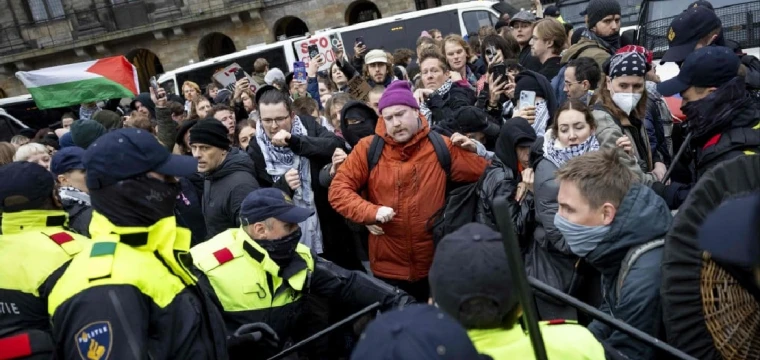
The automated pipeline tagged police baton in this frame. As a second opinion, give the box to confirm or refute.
[662,132,693,184]
[266,302,381,360]
[492,196,548,360]
[528,277,698,360]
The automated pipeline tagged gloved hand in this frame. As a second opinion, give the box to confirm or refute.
[375,206,396,223]
[227,323,281,359]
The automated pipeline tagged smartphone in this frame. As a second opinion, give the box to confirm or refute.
[519,90,536,110]
[490,63,507,81]
[308,44,320,59]
[486,45,497,63]
[355,36,365,46]
[234,68,246,81]
[149,76,165,99]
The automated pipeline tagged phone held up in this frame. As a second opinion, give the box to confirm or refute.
[308,45,320,59]
[519,90,536,110]
[490,63,507,81]
[355,37,365,47]
[234,68,247,81]
[150,76,165,99]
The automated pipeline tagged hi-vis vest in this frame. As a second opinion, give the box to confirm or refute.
[48,212,197,315]
[0,210,88,359]
[191,228,315,313]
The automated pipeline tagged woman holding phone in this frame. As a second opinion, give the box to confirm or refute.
[476,34,520,124]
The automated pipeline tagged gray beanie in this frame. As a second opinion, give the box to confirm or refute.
[586,0,621,30]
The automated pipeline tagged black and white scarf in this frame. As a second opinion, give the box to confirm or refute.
[542,129,600,168]
[420,79,453,121]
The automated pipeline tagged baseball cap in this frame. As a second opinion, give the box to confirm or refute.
[82,128,198,190]
[0,162,55,212]
[660,6,721,63]
[509,10,537,25]
[688,0,714,10]
[365,49,389,65]
[699,194,760,267]
[350,304,488,360]
[543,5,560,17]
[239,188,314,226]
[657,46,739,96]
[429,223,518,324]
[50,146,85,176]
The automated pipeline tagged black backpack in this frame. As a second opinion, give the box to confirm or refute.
[366,132,482,246]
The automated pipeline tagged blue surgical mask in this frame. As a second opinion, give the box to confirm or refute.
[554,213,610,257]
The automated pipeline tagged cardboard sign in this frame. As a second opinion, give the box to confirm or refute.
[295,34,341,71]
[293,62,307,83]
[347,76,372,101]
[212,62,262,94]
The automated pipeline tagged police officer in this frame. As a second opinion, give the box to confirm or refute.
[429,223,606,359]
[47,128,228,359]
[0,162,89,359]
[190,187,415,358]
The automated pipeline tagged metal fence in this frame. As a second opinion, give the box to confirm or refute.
[638,1,760,58]
[0,0,264,57]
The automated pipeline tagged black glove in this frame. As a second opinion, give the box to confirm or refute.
[227,323,281,359]
[650,181,667,200]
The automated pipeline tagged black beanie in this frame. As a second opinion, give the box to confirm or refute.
[586,0,621,30]
[189,119,230,150]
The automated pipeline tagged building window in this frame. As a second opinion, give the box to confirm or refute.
[415,0,441,11]
[28,0,65,22]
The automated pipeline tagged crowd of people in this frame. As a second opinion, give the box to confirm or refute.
[1,0,760,358]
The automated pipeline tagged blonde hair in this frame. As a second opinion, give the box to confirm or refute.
[534,18,568,55]
[182,81,201,96]
[13,143,47,162]
[441,34,472,60]
[0,142,15,166]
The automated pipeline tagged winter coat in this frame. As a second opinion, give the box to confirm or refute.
[538,57,562,82]
[518,45,542,72]
[593,107,657,185]
[246,115,355,265]
[477,158,532,240]
[426,82,477,127]
[61,199,92,237]
[175,174,208,247]
[328,115,488,281]
[201,148,259,239]
[586,184,672,360]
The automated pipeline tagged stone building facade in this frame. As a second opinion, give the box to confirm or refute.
[0,0,420,97]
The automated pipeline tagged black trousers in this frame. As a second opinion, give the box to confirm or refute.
[375,276,430,302]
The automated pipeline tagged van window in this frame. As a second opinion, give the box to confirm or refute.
[0,100,74,133]
[462,10,497,35]
[340,10,459,56]
[174,47,289,94]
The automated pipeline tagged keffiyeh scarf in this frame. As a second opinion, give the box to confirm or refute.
[533,100,550,138]
[419,79,453,121]
[255,116,323,253]
[59,186,91,206]
[543,129,600,168]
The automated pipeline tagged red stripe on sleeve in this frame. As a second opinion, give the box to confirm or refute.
[0,333,33,359]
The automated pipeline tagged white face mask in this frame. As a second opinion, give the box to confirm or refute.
[611,92,642,116]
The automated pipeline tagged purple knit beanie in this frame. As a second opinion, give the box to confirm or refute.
[378,81,419,113]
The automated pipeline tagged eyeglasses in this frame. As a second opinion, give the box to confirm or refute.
[564,80,581,87]
[260,115,290,126]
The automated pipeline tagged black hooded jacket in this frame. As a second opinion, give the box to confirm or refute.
[202,148,259,239]
[340,101,378,148]
[479,117,536,246]
[514,70,559,126]
[130,93,156,118]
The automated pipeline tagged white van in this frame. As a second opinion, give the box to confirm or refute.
[158,39,304,96]
[0,94,77,140]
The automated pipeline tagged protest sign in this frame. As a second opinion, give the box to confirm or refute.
[295,34,341,71]
[347,76,371,101]
[213,63,262,93]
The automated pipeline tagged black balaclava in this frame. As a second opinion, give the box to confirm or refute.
[494,117,537,177]
[340,101,379,147]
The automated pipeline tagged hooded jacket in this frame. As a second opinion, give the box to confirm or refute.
[340,101,378,148]
[561,37,614,70]
[130,93,156,119]
[514,71,559,125]
[593,106,657,185]
[201,148,259,239]
[586,184,672,360]
[328,114,488,281]
[479,118,535,241]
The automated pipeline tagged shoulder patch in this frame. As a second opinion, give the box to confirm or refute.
[50,232,74,245]
[90,242,116,257]
[75,321,112,360]
[47,231,83,256]
[543,319,578,326]
[213,248,234,265]
[196,245,243,272]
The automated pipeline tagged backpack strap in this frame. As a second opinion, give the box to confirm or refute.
[367,135,385,174]
[427,131,451,179]
[616,238,665,303]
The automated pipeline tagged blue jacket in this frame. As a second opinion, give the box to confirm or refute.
[586,184,672,360]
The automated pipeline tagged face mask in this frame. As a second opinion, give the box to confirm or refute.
[553,213,610,257]
[611,92,642,116]
[255,227,302,267]
[345,121,375,147]
[90,175,180,227]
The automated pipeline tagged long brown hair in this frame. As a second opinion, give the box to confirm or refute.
[596,74,648,122]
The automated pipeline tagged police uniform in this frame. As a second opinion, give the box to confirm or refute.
[46,128,228,359]
[0,162,89,360]
[468,320,606,359]
[190,188,414,354]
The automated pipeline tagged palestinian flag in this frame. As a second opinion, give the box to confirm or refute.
[15,56,139,109]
